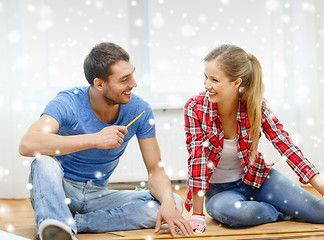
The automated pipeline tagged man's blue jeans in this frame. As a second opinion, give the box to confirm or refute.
[206,168,324,227]
[29,155,183,233]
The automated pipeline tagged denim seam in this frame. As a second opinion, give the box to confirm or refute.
[35,159,49,223]
[75,214,81,233]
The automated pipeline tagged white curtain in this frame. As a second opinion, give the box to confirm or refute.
[1,0,323,198]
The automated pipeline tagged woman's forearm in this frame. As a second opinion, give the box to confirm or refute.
[192,192,205,214]
[308,174,324,196]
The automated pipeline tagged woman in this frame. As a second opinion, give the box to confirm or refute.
[184,44,324,232]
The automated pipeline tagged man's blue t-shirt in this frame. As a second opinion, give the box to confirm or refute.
[42,86,155,186]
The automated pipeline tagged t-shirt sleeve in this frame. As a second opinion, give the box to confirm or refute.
[135,103,156,139]
[42,91,76,129]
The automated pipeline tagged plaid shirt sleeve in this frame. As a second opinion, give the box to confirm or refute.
[184,98,210,211]
[261,101,319,184]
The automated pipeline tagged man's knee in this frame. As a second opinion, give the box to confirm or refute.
[31,155,63,179]
[32,155,61,168]
[172,193,183,213]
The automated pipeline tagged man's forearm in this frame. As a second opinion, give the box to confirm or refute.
[148,169,175,204]
[19,132,95,157]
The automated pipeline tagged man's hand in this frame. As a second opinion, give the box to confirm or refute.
[154,200,193,236]
[94,125,127,149]
[138,137,193,236]
[188,214,206,233]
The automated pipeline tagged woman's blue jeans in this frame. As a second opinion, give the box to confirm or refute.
[29,155,183,233]
[205,168,324,228]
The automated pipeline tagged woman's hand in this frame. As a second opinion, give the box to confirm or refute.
[188,214,206,233]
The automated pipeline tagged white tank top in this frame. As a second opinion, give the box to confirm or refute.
[209,138,244,183]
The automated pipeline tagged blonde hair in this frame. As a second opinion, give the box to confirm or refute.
[204,44,264,163]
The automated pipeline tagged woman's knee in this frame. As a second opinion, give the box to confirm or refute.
[206,197,229,223]
[206,199,252,227]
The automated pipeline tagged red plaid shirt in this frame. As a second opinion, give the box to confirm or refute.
[184,91,319,211]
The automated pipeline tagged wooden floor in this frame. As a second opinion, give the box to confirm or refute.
[1,186,324,240]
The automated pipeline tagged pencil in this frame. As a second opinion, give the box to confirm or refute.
[126,110,145,128]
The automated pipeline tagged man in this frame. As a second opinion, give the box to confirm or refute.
[19,42,193,240]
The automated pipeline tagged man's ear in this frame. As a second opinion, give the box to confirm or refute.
[93,78,104,90]
[234,78,242,89]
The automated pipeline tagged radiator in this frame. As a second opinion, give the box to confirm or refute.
[109,109,188,182]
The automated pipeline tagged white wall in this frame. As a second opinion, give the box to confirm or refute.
[1,0,324,198]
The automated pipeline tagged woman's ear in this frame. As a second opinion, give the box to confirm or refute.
[234,78,242,88]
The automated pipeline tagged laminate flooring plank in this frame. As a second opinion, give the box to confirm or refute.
[1,187,324,240]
